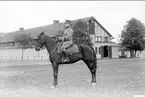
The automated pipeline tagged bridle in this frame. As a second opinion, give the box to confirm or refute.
[39,35,60,56]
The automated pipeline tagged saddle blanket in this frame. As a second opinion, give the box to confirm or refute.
[58,44,80,54]
[67,45,80,54]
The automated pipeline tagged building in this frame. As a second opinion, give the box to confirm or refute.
[0,33,5,41]
[82,17,119,59]
[0,16,119,60]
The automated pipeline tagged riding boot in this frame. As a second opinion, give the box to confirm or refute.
[61,51,66,62]
[65,50,70,61]
[62,49,69,62]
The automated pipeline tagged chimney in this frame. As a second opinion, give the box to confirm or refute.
[19,27,24,32]
[53,20,59,24]
[65,20,71,24]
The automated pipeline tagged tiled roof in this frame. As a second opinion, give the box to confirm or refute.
[0,23,65,43]
[0,16,113,43]
[0,33,5,37]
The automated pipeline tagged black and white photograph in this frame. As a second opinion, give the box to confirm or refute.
[0,1,145,97]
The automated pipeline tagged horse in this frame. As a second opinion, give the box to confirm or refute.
[35,31,97,88]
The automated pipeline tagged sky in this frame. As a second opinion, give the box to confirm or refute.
[0,1,145,42]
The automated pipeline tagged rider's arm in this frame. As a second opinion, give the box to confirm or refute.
[63,28,73,41]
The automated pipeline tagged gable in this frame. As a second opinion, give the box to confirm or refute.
[94,22,110,37]
[85,17,113,37]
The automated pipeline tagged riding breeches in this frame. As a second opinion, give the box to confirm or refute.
[61,41,73,50]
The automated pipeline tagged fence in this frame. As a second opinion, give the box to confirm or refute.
[0,48,49,61]
[0,56,49,61]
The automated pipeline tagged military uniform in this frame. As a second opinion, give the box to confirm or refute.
[59,25,73,62]
[61,27,73,50]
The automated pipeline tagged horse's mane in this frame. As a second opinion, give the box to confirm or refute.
[43,35,58,43]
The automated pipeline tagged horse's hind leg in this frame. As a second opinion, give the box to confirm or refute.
[83,60,97,86]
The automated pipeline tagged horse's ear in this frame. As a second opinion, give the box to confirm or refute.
[40,31,44,35]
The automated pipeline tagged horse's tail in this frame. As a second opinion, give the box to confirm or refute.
[91,46,97,59]
[77,44,83,55]
[91,46,97,65]
[78,44,97,62]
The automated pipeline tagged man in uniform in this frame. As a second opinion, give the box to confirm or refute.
[58,21,73,62]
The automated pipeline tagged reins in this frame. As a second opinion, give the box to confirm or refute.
[43,35,59,56]
[50,43,59,56]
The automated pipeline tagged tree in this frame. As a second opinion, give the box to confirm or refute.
[55,30,64,37]
[14,33,33,60]
[15,33,33,48]
[72,20,93,46]
[121,18,145,58]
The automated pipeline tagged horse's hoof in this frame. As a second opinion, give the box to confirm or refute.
[50,85,56,90]
[91,82,96,87]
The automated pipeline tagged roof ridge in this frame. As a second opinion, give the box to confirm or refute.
[5,16,94,33]
[0,16,113,43]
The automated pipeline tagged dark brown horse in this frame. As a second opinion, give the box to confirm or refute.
[35,31,97,88]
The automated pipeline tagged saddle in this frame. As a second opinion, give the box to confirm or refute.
[57,43,80,55]
[66,44,80,54]
[57,43,82,62]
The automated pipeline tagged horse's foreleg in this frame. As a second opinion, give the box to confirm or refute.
[52,62,59,88]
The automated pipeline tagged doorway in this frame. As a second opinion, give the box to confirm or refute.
[100,46,112,58]
[104,46,108,57]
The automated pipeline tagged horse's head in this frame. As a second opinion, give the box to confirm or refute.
[35,31,46,51]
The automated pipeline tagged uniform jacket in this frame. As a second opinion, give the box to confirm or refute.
[62,27,73,43]
[61,27,73,49]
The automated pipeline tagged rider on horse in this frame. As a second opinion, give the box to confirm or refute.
[58,21,73,62]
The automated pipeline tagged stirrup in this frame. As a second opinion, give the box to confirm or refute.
[62,58,69,62]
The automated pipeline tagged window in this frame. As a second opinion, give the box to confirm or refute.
[95,47,97,54]
[95,36,103,42]
[104,37,108,42]
[89,20,92,23]
[95,36,97,41]
[98,37,101,41]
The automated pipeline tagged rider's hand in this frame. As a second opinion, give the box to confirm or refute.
[58,37,61,40]
[58,37,62,41]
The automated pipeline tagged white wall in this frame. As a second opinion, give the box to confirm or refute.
[119,50,145,58]
[112,46,119,58]
[139,50,145,58]
[0,48,49,60]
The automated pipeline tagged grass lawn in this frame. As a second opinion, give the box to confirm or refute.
[0,58,145,97]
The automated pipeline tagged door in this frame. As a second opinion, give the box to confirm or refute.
[108,46,112,58]
[100,46,104,58]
